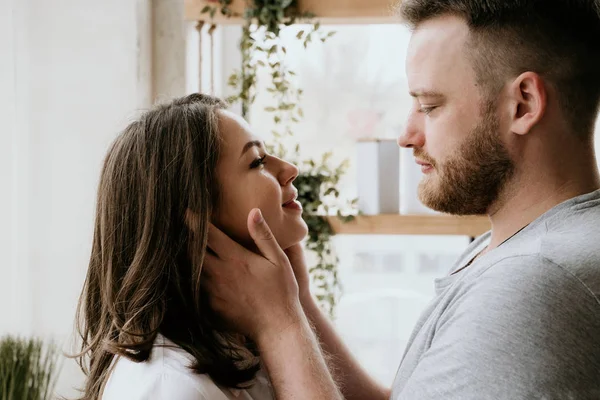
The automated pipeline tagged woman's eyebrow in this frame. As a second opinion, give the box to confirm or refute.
[240,140,263,157]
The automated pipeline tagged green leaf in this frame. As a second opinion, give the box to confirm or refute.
[296,30,305,39]
[201,5,211,14]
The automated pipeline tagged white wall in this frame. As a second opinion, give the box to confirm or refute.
[26,0,154,337]
[1,0,155,396]
[0,0,33,336]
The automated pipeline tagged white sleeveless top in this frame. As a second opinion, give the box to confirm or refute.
[102,335,275,400]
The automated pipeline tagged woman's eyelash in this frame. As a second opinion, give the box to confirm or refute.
[250,155,267,169]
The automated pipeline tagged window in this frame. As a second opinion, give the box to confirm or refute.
[249,24,471,385]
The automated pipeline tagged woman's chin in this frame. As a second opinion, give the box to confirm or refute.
[278,220,308,250]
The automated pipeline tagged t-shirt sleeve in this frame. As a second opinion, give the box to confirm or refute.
[396,256,600,400]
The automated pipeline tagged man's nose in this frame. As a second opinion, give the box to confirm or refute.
[397,111,425,149]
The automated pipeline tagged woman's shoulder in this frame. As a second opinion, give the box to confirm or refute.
[101,335,273,400]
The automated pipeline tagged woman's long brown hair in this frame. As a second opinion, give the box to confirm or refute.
[73,93,260,400]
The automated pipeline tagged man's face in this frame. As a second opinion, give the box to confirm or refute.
[398,15,514,215]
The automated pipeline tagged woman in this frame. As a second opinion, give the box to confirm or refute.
[74,93,308,400]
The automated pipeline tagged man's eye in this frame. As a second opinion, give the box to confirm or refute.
[419,106,437,115]
[250,155,267,169]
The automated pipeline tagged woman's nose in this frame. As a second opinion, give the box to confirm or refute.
[278,159,299,186]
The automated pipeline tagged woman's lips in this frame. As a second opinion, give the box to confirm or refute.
[283,200,303,211]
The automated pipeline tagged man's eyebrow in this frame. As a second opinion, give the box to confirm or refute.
[240,140,263,157]
[409,89,445,98]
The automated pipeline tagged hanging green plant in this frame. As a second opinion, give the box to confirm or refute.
[201,0,356,317]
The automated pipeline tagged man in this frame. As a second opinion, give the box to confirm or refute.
[203,0,600,398]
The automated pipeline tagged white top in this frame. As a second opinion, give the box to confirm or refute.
[102,334,275,400]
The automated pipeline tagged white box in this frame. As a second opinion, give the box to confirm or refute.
[356,139,400,215]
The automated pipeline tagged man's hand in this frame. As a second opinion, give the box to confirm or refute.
[283,243,312,304]
[203,209,367,400]
[202,208,304,344]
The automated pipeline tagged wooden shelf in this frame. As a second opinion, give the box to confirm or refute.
[327,214,490,237]
[185,0,400,24]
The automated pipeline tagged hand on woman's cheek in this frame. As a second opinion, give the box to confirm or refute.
[212,110,308,251]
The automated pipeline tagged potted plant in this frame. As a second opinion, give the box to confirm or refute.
[0,336,61,400]
[202,0,357,316]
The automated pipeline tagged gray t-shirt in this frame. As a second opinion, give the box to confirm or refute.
[391,189,600,400]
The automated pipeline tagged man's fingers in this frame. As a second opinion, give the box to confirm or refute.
[207,223,242,259]
[201,251,220,277]
[283,243,305,266]
[247,208,286,265]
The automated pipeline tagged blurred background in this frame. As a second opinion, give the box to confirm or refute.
[1,0,599,398]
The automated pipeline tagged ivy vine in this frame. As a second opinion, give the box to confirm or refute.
[201,0,357,317]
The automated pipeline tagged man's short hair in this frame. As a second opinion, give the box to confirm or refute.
[397,0,600,138]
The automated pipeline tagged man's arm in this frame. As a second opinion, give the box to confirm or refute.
[257,311,343,400]
[284,243,391,400]
[203,209,342,400]
[301,295,392,400]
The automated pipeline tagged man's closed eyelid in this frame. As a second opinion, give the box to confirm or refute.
[419,105,438,114]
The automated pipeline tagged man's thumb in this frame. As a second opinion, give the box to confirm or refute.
[247,209,285,265]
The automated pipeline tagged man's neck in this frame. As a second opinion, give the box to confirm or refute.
[485,164,600,253]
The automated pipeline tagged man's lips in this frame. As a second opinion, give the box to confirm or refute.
[415,159,433,167]
[415,158,435,174]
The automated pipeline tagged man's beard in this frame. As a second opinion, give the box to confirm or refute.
[417,100,515,215]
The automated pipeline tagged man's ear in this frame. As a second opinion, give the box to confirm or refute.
[506,71,547,136]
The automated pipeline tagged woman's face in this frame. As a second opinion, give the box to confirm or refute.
[212,110,308,250]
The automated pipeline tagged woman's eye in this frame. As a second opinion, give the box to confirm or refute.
[250,155,267,169]
[419,106,437,115]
